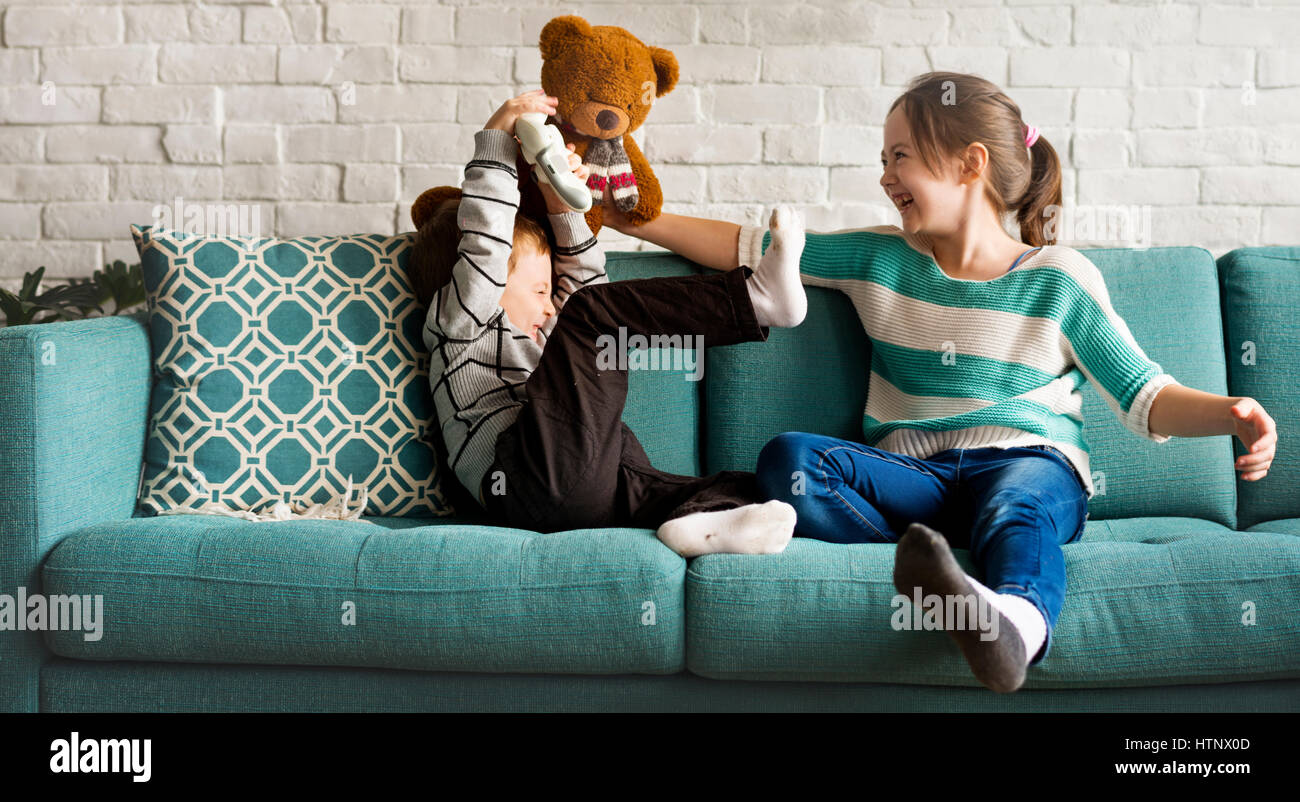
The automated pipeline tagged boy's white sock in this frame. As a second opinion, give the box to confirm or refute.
[965,573,1048,666]
[656,500,796,558]
[745,206,807,329]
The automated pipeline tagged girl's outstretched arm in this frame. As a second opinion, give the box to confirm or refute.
[1148,388,1277,481]
[604,207,743,273]
[606,207,889,284]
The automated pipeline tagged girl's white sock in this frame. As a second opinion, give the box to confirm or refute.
[745,205,807,329]
[965,573,1048,665]
[656,500,796,558]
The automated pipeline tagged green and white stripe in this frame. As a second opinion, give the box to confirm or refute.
[738,223,1180,500]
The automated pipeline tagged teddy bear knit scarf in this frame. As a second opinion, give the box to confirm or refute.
[583,136,639,212]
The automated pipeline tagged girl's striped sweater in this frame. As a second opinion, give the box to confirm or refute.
[738,223,1181,500]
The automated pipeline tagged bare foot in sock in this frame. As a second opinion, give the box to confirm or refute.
[893,522,1028,693]
[656,500,796,558]
[746,205,807,328]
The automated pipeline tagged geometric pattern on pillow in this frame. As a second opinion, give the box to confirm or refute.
[130,223,454,518]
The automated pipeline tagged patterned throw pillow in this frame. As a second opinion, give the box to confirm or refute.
[131,223,453,518]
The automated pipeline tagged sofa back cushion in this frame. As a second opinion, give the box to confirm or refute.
[132,224,452,518]
[1217,247,1300,529]
[705,285,870,467]
[607,254,707,477]
[704,244,1236,526]
[1076,247,1234,525]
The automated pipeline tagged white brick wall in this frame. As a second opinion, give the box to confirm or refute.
[1,0,1297,300]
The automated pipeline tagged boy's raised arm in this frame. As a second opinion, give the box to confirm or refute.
[547,211,607,300]
[428,128,521,342]
[538,210,607,340]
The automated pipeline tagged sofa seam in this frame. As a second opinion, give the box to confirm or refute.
[41,566,688,593]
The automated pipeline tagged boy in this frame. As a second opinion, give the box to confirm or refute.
[410,89,809,557]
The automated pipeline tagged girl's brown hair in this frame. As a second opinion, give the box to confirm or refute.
[888,71,1063,247]
[407,197,551,308]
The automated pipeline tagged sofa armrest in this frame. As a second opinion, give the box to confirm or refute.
[0,311,152,712]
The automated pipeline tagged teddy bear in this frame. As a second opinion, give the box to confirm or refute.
[411,14,679,239]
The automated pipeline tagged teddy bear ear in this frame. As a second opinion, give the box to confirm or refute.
[649,46,679,97]
[539,14,592,62]
[411,186,462,230]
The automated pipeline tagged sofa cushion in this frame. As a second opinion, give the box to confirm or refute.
[42,514,684,675]
[685,522,1300,687]
[704,243,1236,527]
[39,660,1300,712]
[1246,519,1300,537]
[607,253,708,477]
[1217,247,1300,530]
[1080,247,1235,525]
[131,224,451,518]
[705,283,870,463]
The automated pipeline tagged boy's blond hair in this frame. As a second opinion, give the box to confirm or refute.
[407,197,551,308]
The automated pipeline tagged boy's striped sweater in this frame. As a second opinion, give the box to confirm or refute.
[422,128,608,504]
[738,223,1181,500]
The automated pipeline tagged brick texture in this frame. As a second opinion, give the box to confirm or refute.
[0,0,1294,294]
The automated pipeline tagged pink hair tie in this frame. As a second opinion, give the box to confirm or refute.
[1024,123,1040,148]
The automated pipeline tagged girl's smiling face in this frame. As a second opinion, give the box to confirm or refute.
[880,104,969,237]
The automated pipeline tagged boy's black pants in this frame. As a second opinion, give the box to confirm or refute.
[480,265,770,534]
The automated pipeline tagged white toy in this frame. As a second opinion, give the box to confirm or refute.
[515,112,593,213]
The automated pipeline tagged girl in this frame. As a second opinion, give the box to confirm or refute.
[410,88,813,558]
[604,72,1277,692]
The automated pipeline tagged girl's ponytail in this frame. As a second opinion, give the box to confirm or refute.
[1016,133,1063,248]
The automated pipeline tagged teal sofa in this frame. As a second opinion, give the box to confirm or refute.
[3,243,1299,713]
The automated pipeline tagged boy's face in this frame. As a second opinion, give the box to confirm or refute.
[500,244,557,345]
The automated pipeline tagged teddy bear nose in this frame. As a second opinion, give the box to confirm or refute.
[596,110,620,130]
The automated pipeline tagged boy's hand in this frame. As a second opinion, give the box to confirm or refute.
[484,88,557,136]
[539,143,590,213]
[1230,397,1277,481]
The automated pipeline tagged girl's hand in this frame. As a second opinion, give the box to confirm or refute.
[601,198,635,233]
[1230,397,1277,481]
[539,142,590,214]
[484,88,557,135]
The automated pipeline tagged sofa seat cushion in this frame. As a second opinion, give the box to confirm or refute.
[1246,519,1300,537]
[42,515,684,674]
[686,520,1300,688]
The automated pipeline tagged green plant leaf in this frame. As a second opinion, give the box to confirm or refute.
[1,260,146,326]
[19,266,47,301]
[94,259,147,313]
[0,290,39,326]
[2,266,104,326]
[40,281,105,313]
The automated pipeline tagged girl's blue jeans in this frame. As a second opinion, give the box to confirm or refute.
[756,433,1090,665]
